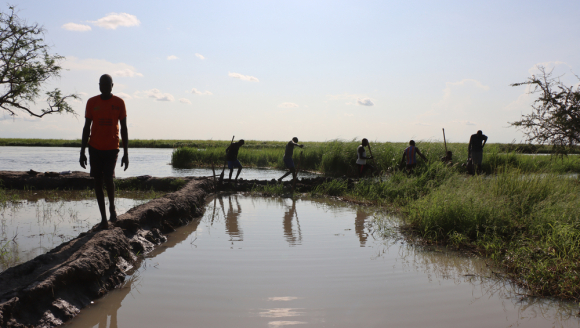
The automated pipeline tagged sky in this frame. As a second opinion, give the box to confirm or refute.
[1,0,579,143]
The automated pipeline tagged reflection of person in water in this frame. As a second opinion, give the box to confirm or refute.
[283,199,302,246]
[355,209,369,247]
[225,195,243,242]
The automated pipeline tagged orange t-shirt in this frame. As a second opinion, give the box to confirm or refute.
[85,95,127,150]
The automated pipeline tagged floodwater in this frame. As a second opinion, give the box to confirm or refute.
[64,195,579,328]
[0,146,317,180]
[0,191,157,271]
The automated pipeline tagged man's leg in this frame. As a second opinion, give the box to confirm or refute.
[105,177,117,222]
[94,176,108,228]
[279,168,294,181]
[228,169,234,182]
[235,167,242,181]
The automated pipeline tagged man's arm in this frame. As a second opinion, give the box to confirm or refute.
[292,141,304,149]
[481,135,488,149]
[120,118,129,171]
[80,118,92,169]
[358,146,371,160]
[417,148,428,162]
[401,151,407,163]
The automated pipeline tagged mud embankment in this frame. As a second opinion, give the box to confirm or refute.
[0,171,191,191]
[0,177,214,328]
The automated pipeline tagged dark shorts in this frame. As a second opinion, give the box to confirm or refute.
[227,160,242,170]
[406,163,417,170]
[88,145,119,178]
[283,156,295,169]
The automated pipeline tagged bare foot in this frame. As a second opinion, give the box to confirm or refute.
[109,206,117,222]
[99,220,109,229]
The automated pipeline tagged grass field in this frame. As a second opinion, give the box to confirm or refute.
[172,139,580,176]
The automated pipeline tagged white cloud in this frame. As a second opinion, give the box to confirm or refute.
[167,55,178,60]
[179,98,192,104]
[195,53,205,60]
[62,23,91,31]
[357,98,374,106]
[190,88,212,95]
[433,79,490,113]
[327,93,374,106]
[138,89,174,102]
[91,13,140,30]
[452,120,476,126]
[116,92,133,100]
[442,79,489,100]
[229,72,259,82]
[414,122,432,126]
[278,102,299,108]
[63,57,144,78]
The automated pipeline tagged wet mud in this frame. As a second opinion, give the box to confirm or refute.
[0,171,193,191]
[0,177,213,328]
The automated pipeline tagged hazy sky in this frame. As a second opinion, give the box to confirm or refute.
[1,0,579,143]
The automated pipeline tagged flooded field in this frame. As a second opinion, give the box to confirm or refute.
[0,190,159,271]
[62,195,579,328]
[0,146,317,180]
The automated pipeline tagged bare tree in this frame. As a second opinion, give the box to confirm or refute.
[0,6,77,118]
[510,66,580,154]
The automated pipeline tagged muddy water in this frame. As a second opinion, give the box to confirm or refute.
[64,195,578,328]
[0,146,317,179]
[0,191,155,270]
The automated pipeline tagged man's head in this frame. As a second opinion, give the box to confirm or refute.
[409,140,415,146]
[99,74,113,95]
[362,138,369,146]
[239,139,245,145]
[477,130,483,136]
[292,137,298,143]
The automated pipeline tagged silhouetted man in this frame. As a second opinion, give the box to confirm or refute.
[80,74,129,229]
[278,137,304,181]
[401,140,428,173]
[356,138,374,177]
[468,130,488,173]
[226,139,244,182]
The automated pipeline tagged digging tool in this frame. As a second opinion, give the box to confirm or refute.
[219,136,235,182]
[442,128,448,154]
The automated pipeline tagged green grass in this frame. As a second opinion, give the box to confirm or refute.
[172,139,580,176]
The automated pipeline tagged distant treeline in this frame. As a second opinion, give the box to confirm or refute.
[1,138,578,154]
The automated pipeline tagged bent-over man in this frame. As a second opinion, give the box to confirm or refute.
[468,130,488,173]
[278,137,303,181]
[80,74,129,229]
[226,139,244,182]
[356,138,374,177]
[401,140,427,174]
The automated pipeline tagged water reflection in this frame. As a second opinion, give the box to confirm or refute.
[283,199,302,246]
[223,195,243,243]
[354,208,370,247]
[64,195,580,328]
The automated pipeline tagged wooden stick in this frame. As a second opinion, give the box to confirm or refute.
[442,128,448,154]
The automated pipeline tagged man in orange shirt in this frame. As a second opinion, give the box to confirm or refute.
[79,74,129,229]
